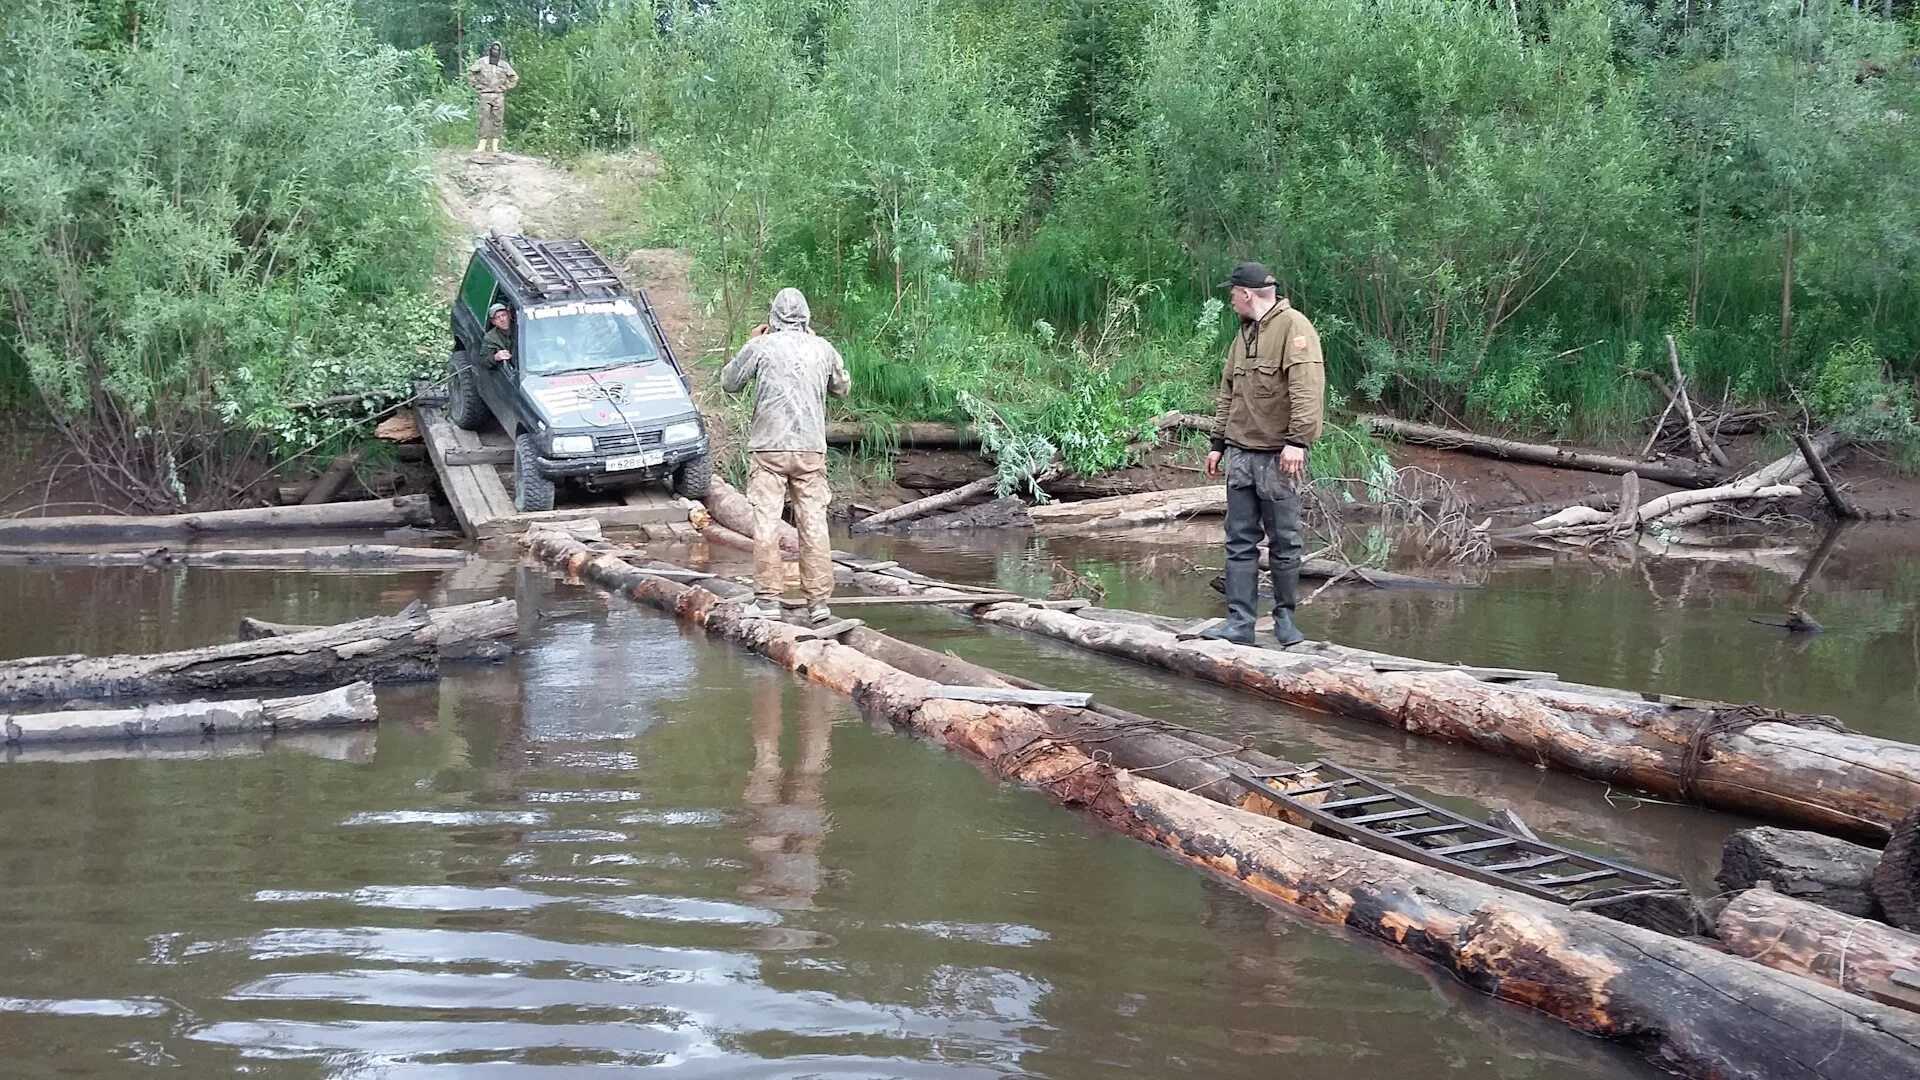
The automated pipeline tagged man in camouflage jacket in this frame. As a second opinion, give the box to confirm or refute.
[720,288,852,625]
[467,41,518,155]
[1202,261,1326,646]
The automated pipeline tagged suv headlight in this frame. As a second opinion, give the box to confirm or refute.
[550,435,594,455]
[663,421,702,445]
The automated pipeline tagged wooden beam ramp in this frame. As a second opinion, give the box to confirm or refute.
[520,524,1920,1079]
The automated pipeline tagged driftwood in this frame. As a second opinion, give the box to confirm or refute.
[1718,888,1920,1008]
[521,526,1920,1077]
[301,451,363,505]
[833,557,1920,840]
[1360,414,1729,488]
[0,494,434,544]
[1793,429,1864,520]
[1028,486,1227,531]
[1666,335,1731,468]
[1661,431,1844,528]
[0,544,469,570]
[825,421,976,449]
[1717,826,1883,918]
[852,465,1059,533]
[0,599,516,705]
[3,682,376,746]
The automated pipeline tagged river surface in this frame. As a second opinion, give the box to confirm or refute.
[2,523,1915,1078]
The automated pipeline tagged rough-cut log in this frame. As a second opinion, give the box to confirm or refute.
[1717,827,1883,918]
[1028,485,1226,531]
[688,505,757,552]
[1876,808,1920,931]
[234,598,517,662]
[835,559,1920,840]
[0,599,515,704]
[523,527,1920,1078]
[1359,414,1729,488]
[1718,888,1920,1004]
[854,475,1001,532]
[0,495,434,544]
[301,451,363,505]
[3,682,376,745]
[0,544,469,570]
[826,421,976,449]
[1793,430,1864,520]
[702,477,797,554]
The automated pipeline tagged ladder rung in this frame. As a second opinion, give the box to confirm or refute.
[1320,794,1397,811]
[1347,808,1432,825]
[1431,838,1515,856]
[1269,782,1338,798]
[1482,854,1568,873]
[1387,824,1472,839]
[1533,868,1621,888]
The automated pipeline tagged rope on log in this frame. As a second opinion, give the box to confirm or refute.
[1680,705,1849,803]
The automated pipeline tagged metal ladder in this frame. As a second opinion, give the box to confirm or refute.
[493,237,623,298]
[1226,760,1680,904]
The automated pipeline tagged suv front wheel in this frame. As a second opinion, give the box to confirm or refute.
[513,434,556,512]
[674,452,713,499]
[448,351,491,431]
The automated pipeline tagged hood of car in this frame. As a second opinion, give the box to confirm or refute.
[521,365,695,431]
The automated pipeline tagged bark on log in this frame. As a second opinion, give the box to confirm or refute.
[1359,414,1729,488]
[825,421,976,449]
[833,560,1920,840]
[234,598,517,661]
[1876,808,1920,931]
[1717,826,1883,918]
[2,682,377,746]
[0,544,469,570]
[1718,888,1920,1004]
[0,598,515,704]
[1793,430,1865,520]
[1028,485,1227,531]
[0,495,434,544]
[854,475,1001,533]
[301,451,363,505]
[526,527,1920,1078]
[702,477,797,554]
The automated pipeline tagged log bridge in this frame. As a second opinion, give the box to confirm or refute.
[415,394,694,541]
[520,524,1920,1079]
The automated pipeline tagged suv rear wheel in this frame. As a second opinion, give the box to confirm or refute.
[513,433,556,512]
[448,351,490,431]
[674,452,713,499]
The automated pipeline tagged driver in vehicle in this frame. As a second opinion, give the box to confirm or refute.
[482,303,514,364]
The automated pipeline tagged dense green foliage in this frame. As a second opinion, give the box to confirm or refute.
[0,0,446,506]
[422,0,1919,466]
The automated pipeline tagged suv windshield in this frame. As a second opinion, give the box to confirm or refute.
[521,299,660,375]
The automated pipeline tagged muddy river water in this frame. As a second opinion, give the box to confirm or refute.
[2,524,1915,1078]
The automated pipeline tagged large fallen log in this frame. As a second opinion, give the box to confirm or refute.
[234,598,518,662]
[853,474,1003,533]
[834,558,1920,840]
[826,421,976,449]
[1718,888,1920,1007]
[892,460,1168,500]
[702,477,797,554]
[1660,431,1843,528]
[1359,414,1728,488]
[301,451,363,505]
[0,494,434,544]
[1718,826,1883,918]
[3,682,376,746]
[0,544,469,570]
[1028,485,1227,531]
[1513,482,1803,540]
[519,526,1920,1079]
[0,599,516,705]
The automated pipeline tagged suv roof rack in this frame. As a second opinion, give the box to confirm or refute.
[488,235,625,300]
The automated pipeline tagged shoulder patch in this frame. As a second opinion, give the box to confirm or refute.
[1291,335,1308,349]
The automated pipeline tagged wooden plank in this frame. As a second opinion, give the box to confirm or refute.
[927,685,1094,708]
[814,593,1024,608]
[478,502,688,540]
[418,404,503,540]
[443,446,514,467]
[792,618,865,642]
[1369,658,1559,682]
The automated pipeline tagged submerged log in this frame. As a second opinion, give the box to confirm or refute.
[0,544,468,570]
[4,726,377,766]
[1359,414,1729,488]
[0,599,515,705]
[0,495,434,544]
[1717,826,1883,918]
[235,598,518,662]
[526,527,1920,1078]
[2,683,376,746]
[1718,888,1920,1007]
[835,559,1920,840]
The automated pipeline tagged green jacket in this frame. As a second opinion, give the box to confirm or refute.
[480,326,512,362]
[1210,298,1326,452]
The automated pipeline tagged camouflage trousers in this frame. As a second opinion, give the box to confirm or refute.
[747,450,834,604]
[477,92,506,140]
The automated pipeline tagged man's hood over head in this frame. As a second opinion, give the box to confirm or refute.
[767,288,811,332]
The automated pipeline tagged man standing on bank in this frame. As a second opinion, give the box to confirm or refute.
[467,40,518,155]
[1202,261,1326,647]
[721,288,851,626]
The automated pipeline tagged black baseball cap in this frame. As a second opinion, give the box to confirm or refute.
[1218,261,1275,289]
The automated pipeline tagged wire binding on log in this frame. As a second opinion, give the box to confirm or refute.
[1679,705,1849,802]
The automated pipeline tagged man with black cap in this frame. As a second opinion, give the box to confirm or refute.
[1201,261,1326,646]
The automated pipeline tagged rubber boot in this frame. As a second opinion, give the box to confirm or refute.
[1200,561,1258,645]
[1270,561,1306,647]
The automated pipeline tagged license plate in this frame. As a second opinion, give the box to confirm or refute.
[605,450,664,472]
